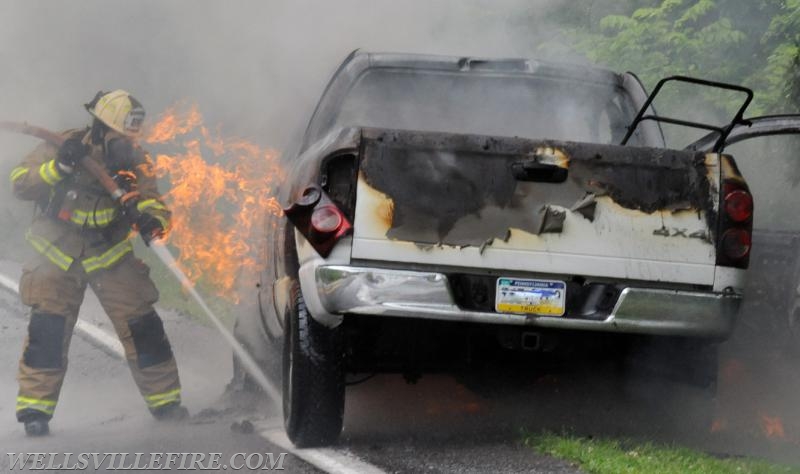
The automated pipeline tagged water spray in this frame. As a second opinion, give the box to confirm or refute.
[149,241,282,405]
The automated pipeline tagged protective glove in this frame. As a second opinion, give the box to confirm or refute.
[112,170,138,193]
[119,194,165,245]
[56,137,89,173]
[135,212,165,245]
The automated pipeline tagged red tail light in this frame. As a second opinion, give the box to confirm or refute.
[716,180,752,269]
[724,189,753,223]
[721,228,751,260]
[284,185,352,258]
[311,205,344,234]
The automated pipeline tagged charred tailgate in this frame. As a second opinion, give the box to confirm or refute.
[352,129,719,286]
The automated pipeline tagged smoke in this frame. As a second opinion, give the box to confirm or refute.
[2,0,799,464]
[0,0,562,148]
[0,0,565,252]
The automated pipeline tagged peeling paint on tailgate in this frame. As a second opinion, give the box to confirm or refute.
[352,129,719,286]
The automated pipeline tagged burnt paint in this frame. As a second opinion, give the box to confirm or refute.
[570,193,597,221]
[359,128,715,246]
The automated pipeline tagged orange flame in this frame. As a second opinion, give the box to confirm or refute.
[759,414,786,439]
[710,418,726,433]
[143,103,283,302]
[145,103,203,144]
[720,358,747,384]
[424,381,485,416]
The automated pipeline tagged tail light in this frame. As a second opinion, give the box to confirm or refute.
[720,228,751,260]
[724,189,753,223]
[284,184,352,257]
[717,180,753,268]
[311,205,344,234]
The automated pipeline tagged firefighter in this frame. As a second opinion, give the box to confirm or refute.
[8,90,185,436]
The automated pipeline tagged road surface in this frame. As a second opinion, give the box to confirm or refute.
[0,267,326,473]
[0,260,583,473]
[6,255,800,472]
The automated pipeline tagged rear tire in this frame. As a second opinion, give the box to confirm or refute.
[283,282,345,447]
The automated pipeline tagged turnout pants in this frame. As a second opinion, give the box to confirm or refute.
[15,254,181,421]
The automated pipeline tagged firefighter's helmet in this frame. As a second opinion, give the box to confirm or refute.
[85,90,145,137]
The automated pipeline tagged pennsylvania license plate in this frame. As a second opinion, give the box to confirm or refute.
[495,278,566,316]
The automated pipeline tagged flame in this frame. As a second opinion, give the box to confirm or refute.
[710,418,726,433]
[143,103,283,302]
[720,358,747,384]
[760,414,786,439]
[145,103,203,144]
[715,357,798,442]
[424,379,485,416]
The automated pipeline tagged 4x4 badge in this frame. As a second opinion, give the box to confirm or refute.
[653,227,708,240]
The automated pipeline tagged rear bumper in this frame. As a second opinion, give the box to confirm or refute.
[312,265,740,338]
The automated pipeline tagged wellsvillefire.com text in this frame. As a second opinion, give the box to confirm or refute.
[7,452,288,470]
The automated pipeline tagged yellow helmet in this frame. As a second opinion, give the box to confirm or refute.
[85,90,145,137]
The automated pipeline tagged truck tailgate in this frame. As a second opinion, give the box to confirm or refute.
[351,129,720,286]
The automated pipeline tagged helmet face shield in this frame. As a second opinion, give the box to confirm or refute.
[123,106,145,136]
[86,90,146,137]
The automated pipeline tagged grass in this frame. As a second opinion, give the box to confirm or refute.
[525,433,800,474]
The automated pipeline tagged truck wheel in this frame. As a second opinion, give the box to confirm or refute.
[282,282,345,447]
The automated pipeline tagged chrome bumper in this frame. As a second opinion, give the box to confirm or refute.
[314,265,740,337]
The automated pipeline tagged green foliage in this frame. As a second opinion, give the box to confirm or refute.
[788,48,800,109]
[549,0,800,115]
[525,433,800,474]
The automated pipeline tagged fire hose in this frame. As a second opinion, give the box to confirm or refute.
[0,121,126,201]
[0,120,282,404]
[0,120,156,243]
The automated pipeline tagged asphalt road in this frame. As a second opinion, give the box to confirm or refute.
[7,253,800,473]
[0,277,320,474]
[0,260,584,473]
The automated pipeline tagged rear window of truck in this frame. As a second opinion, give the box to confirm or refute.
[329,68,639,145]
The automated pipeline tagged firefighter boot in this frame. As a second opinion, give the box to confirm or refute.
[21,412,50,437]
[151,402,189,421]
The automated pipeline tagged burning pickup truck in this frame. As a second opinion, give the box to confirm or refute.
[237,51,800,447]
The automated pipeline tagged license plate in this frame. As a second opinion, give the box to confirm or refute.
[495,278,566,316]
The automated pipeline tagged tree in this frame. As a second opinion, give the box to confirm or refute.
[548,0,800,115]
[788,49,800,110]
